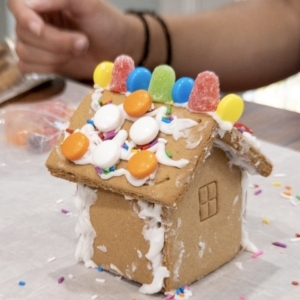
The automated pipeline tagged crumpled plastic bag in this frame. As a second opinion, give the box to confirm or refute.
[0,98,74,154]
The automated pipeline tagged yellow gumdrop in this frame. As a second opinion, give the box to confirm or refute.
[93,61,114,88]
[216,94,244,123]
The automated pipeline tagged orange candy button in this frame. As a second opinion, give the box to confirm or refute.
[124,90,152,117]
[62,132,89,161]
[127,150,158,178]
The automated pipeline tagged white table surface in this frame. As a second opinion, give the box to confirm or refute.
[0,81,299,300]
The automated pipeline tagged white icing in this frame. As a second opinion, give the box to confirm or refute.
[240,171,258,253]
[137,201,170,294]
[198,240,206,258]
[97,245,107,253]
[74,184,97,264]
[137,250,143,258]
[233,195,239,206]
[110,264,123,275]
[173,241,185,282]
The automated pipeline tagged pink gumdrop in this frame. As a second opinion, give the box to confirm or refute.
[110,55,135,93]
[187,71,220,112]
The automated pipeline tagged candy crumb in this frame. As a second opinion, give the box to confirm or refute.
[290,238,300,242]
[296,233,300,238]
[252,250,263,258]
[91,295,98,300]
[292,281,299,286]
[47,257,56,263]
[58,277,65,284]
[296,195,300,201]
[56,199,64,204]
[95,278,105,283]
[235,262,243,270]
[18,281,26,286]
[272,182,281,187]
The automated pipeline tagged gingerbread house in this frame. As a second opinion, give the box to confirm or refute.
[46,55,272,295]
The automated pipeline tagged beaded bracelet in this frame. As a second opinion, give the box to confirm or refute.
[126,10,172,66]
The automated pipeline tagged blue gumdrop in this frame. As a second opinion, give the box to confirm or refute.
[172,77,195,104]
[126,67,152,92]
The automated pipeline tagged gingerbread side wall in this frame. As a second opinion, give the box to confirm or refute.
[163,147,243,291]
[90,189,154,285]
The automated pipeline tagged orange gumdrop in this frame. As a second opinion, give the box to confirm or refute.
[61,132,89,161]
[127,150,158,179]
[123,90,152,117]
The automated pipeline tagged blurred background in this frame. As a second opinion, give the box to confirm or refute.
[1,0,300,113]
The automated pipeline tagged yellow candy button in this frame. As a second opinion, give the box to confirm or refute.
[127,150,158,178]
[62,132,90,161]
[124,90,152,117]
[216,94,244,123]
[93,61,114,88]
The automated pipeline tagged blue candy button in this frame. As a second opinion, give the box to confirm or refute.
[172,77,194,104]
[126,67,152,92]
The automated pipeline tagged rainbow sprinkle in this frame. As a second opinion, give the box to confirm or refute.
[272,241,287,248]
[18,281,26,286]
[58,277,65,284]
[252,250,263,258]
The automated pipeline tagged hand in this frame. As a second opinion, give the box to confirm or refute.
[8,0,139,79]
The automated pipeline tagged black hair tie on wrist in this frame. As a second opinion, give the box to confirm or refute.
[126,10,172,66]
[126,10,150,66]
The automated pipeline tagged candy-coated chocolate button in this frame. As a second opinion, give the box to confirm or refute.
[172,77,194,104]
[93,61,114,88]
[126,67,152,92]
[127,150,158,178]
[62,132,89,161]
[92,140,120,169]
[124,90,152,117]
[216,94,244,123]
[94,104,122,132]
[129,116,159,145]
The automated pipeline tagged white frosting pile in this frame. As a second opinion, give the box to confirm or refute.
[137,201,170,294]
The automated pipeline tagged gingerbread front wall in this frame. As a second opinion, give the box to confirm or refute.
[89,146,243,292]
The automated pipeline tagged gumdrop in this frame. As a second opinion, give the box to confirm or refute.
[93,61,114,88]
[110,55,135,93]
[187,71,220,112]
[216,94,244,123]
[148,65,175,103]
[172,77,194,104]
[127,67,152,92]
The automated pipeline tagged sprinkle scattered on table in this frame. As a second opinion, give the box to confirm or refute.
[95,278,105,283]
[97,266,103,272]
[254,189,262,195]
[272,182,281,187]
[235,262,243,270]
[273,173,286,177]
[56,199,64,204]
[58,277,65,284]
[290,237,300,242]
[47,257,56,263]
[252,250,263,258]
[68,274,74,279]
[91,295,98,300]
[272,241,287,248]
[18,281,26,286]
[61,208,70,214]
[262,218,269,224]
[291,281,299,286]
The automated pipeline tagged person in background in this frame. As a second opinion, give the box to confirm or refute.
[7,0,300,92]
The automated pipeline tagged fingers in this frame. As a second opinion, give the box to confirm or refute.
[16,23,89,55]
[8,0,44,36]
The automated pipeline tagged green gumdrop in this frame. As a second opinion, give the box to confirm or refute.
[148,65,175,103]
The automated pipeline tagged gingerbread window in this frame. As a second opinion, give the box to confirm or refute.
[198,182,217,221]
